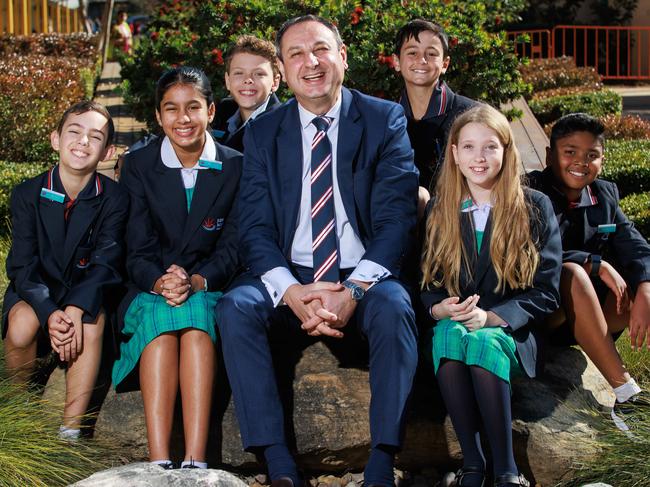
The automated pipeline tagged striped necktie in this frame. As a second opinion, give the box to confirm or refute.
[310,116,339,282]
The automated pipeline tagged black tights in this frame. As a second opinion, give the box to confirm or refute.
[437,359,517,485]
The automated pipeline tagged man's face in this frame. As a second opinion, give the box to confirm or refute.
[394,31,449,88]
[278,20,347,114]
[547,131,604,199]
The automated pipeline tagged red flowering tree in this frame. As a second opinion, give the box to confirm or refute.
[121,0,529,129]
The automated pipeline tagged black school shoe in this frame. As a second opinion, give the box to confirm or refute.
[493,473,530,487]
[611,390,650,432]
[439,466,486,487]
[156,461,176,470]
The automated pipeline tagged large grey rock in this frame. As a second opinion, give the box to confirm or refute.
[71,462,247,486]
[49,343,612,485]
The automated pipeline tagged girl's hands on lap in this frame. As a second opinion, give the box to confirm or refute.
[452,305,488,331]
[431,295,480,321]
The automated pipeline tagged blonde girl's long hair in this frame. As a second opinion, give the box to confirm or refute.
[421,104,540,295]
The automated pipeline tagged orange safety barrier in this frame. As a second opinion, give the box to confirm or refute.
[507,29,553,59]
[508,25,650,81]
[1,0,84,34]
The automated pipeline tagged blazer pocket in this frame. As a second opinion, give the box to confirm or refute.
[71,246,92,282]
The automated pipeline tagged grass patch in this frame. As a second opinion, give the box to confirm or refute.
[0,235,122,485]
[560,332,650,486]
[0,383,117,486]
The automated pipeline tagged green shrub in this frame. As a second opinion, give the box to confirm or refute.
[121,0,530,130]
[520,56,602,92]
[528,89,622,125]
[0,54,94,163]
[600,139,650,198]
[533,83,603,100]
[620,192,650,239]
[0,162,48,235]
[0,33,99,58]
[600,114,650,140]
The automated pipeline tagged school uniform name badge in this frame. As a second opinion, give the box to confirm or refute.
[597,224,616,234]
[40,188,65,203]
[198,159,223,171]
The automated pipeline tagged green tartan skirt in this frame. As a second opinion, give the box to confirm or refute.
[112,290,222,388]
[426,318,520,384]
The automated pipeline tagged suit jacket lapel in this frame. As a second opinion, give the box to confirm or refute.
[153,155,189,231]
[337,88,362,235]
[181,166,225,251]
[460,212,476,289]
[278,101,304,250]
[63,197,101,270]
[38,196,65,271]
[474,212,493,286]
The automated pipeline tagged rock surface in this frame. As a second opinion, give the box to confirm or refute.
[71,462,248,486]
[46,342,613,485]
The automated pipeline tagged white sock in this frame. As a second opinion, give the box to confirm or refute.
[181,460,207,469]
[58,425,81,440]
[614,378,642,403]
[151,459,173,466]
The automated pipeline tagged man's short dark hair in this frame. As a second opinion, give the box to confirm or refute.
[394,19,449,58]
[275,15,343,61]
[56,100,115,146]
[550,113,606,150]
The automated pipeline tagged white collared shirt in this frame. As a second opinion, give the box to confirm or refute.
[261,96,390,306]
[160,131,216,188]
[461,199,493,232]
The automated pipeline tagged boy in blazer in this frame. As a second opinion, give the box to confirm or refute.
[527,113,650,431]
[393,19,475,216]
[2,100,127,439]
[214,35,281,153]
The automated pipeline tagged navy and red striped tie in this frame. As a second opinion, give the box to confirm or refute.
[310,116,339,282]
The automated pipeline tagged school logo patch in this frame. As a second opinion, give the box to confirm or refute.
[76,257,90,269]
[202,217,217,231]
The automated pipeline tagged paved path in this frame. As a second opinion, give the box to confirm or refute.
[93,61,148,179]
[609,85,650,121]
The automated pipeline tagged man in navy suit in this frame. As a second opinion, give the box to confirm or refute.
[217,15,419,487]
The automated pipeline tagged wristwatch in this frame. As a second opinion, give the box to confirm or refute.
[589,254,601,277]
[342,280,366,301]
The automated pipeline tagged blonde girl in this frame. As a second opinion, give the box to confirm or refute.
[421,104,561,487]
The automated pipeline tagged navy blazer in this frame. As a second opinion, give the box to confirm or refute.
[2,168,128,334]
[117,136,243,328]
[400,82,475,190]
[217,93,281,153]
[239,87,419,279]
[528,168,650,294]
[420,189,562,377]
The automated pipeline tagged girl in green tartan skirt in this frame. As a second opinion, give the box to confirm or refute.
[112,67,242,469]
[420,105,562,487]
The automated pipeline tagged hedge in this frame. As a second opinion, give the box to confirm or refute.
[520,56,602,92]
[620,192,650,240]
[0,52,98,163]
[0,162,48,235]
[121,0,529,130]
[601,139,650,198]
[0,33,98,58]
[528,89,622,125]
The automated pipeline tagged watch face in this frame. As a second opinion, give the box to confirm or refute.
[352,286,364,300]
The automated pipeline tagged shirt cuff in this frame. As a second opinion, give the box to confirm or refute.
[348,259,391,284]
[261,266,299,307]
